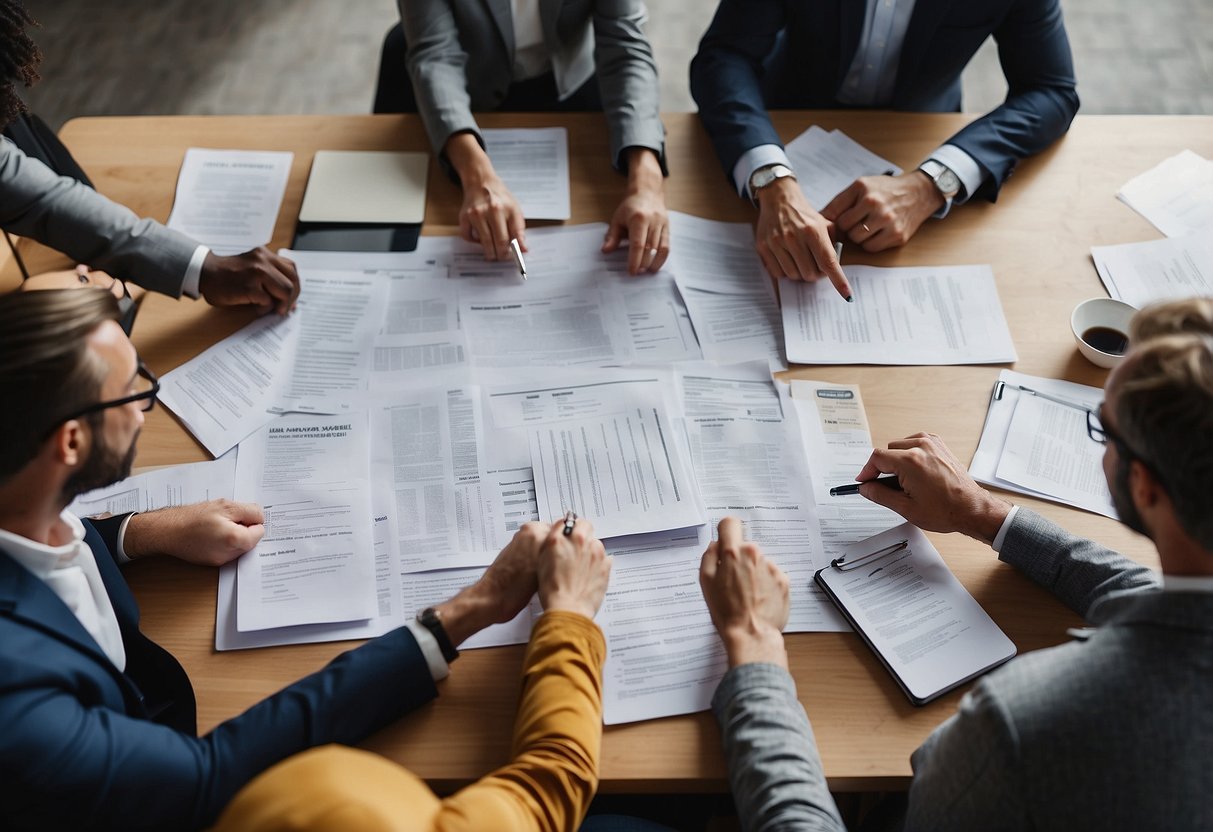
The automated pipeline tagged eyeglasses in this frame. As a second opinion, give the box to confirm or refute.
[1087,403,1169,491]
[60,360,160,422]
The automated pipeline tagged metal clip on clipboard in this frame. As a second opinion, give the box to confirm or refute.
[830,538,909,571]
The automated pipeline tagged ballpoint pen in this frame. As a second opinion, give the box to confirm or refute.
[562,510,577,537]
[829,475,900,496]
[510,237,528,281]
[831,538,909,571]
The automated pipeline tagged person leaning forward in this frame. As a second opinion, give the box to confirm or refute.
[0,287,593,830]
[702,300,1213,831]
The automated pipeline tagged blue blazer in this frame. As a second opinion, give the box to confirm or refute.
[0,518,437,831]
[689,0,1079,201]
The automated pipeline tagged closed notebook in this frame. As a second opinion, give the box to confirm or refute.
[815,522,1016,705]
[298,150,427,224]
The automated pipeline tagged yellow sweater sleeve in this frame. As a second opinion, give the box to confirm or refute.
[434,610,606,832]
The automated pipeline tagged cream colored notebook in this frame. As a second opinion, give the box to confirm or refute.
[298,150,427,224]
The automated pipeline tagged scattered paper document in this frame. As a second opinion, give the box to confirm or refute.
[233,413,377,631]
[69,453,237,517]
[781,265,1017,365]
[1091,234,1213,309]
[786,126,902,210]
[971,370,1116,518]
[298,150,427,224]
[1117,150,1213,238]
[166,148,292,255]
[482,127,571,220]
[370,331,470,389]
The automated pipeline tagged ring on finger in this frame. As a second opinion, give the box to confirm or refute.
[860,222,872,233]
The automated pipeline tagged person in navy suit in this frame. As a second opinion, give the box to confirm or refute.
[690,0,1079,298]
[0,288,569,831]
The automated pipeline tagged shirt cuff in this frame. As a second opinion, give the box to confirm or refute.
[404,619,451,682]
[181,244,210,300]
[925,145,986,207]
[991,505,1020,553]
[114,512,138,565]
[733,144,793,199]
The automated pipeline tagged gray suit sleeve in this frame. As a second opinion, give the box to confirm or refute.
[998,507,1159,618]
[712,663,846,832]
[905,682,1029,832]
[401,0,482,155]
[0,138,196,297]
[591,0,666,170]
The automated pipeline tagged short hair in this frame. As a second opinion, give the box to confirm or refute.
[0,288,121,480]
[1113,330,1213,550]
[1131,298,1213,342]
[0,0,40,128]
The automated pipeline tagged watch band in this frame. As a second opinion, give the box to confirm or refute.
[416,607,460,663]
[918,159,961,200]
[748,163,797,195]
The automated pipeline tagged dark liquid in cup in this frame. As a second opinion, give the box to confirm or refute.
[1082,326,1129,355]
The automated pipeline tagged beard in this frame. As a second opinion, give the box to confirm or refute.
[61,425,139,504]
[1110,450,1149,538]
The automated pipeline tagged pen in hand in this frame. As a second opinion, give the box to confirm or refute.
[829,475,901,496]
[510,237,528,281]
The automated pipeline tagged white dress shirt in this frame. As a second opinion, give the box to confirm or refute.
[0,511,126,670]
[510,0,551,81]
[180,244,209,299]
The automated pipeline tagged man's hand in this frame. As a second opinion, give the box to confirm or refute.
[602,148,669,275]
[754,177,851,300]
[699,517,790,669]
[537,517,612,619]
[199,248,300,316]
[446,132,526,262]
[821,172,944,252]
[123,499,265,566]
[855,433,1012,544]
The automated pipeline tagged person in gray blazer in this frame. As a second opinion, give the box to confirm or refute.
[0,0,298,314]
[704,298,1213,831]
[377,0,669,276]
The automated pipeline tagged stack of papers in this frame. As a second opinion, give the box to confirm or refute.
[1117,150,1213,238]
[1091,234,1213,308]
[482,127,571,220]
[970,370,1117,519]
[785,126,902,210]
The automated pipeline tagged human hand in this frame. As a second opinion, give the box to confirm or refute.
[445,131,526,262]
[821,172,944,252]
[123,499,265,566]
[699,516,789,669]
[754,177,852,300]
[855,432,1012,544]
[199,247,300,315]
[602,148,669,275]
[537,517,612,619]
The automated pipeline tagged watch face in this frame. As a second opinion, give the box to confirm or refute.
[938,169,961,196]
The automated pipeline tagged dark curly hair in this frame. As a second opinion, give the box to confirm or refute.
[0,0,41,128]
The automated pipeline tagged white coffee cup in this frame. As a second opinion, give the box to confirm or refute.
[1071,298,1136,369]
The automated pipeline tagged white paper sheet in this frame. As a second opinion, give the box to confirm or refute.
[1117,150,1213,238]
[482,127,571,220]
[785,126,902,210]
[370,331,470,389]
[1091,234,1213,309]
[233,413,377,631]
[781,265,1017,365]
[166,148,292,255]
[970,370,1116,518]
[69,453,237,517]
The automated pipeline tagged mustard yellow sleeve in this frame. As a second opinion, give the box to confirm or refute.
[433,610,607,832]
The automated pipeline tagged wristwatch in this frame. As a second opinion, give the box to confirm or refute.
[416,607,460,663]
[748,163,797,195]
[918,159,962,202]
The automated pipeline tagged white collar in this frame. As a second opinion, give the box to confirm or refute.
[0,510,86,575]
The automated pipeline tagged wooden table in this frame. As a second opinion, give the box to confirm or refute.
[10,111,1209,792]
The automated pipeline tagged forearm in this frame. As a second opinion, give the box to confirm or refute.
[712,663,845,832]
[592,3,665,169]
[444,132,498,189]
[624,147,664,194]
[435,611,605,832]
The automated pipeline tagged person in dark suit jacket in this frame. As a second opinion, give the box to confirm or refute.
[0,288,560,831]
[690,0,1079,297]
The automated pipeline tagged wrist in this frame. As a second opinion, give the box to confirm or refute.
[625,148,664,193]
[754,175,801,208]
[121,511,166,560]
[913,169,949,213]
[434,586,496,647]
[445,133,495,188]
[966,493,1013,546]
[540,593,597,620]
[721,621,788,669]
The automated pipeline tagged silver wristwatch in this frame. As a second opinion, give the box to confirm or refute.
[918,159,962,201]
[749,163,797,194]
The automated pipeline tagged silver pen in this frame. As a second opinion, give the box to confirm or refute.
[510,237,528,281]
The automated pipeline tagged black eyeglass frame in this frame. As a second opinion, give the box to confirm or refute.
[1086,403,1170,493]
[58,360,160,424]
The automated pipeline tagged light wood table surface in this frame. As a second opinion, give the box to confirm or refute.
[10,111,1210,792]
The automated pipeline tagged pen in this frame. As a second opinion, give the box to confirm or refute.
[831,538,909,571]
[1013,384,1090,413]
[562,510,577,537]
[829,475,900,496]
[510,237,528,281]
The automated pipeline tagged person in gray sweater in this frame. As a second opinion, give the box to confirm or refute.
[702,300,1213,831]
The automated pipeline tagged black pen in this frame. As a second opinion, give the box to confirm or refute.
[829,476,900,496]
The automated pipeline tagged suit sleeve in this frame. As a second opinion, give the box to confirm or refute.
[0,626,437,831]
[400,0,482,156]
[0,138,197,296]
[590,0,666,172]
[711,663,846,832]
[943,0,1079,201]
[998,507,1158,618]
[689,0,789,184]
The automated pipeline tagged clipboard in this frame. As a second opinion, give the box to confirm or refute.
[815,523,1016,705]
